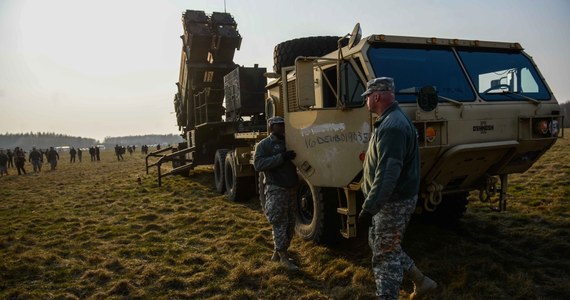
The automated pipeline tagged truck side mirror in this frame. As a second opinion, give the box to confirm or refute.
[295,58,316,107]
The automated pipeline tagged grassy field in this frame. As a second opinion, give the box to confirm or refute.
[1,138,569,300]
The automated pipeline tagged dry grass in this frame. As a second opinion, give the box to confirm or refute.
[1,137,569,299]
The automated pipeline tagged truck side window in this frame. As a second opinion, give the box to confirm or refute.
[340,61,366,107]
[321,61,365,108]
[322,68,337,108]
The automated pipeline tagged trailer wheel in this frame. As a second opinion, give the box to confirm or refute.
[258,172,266,211]
[273,36,347,73]
[214,149,229,194]
[224,152,254,202]
[295,174,327,243]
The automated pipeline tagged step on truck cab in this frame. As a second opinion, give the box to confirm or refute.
[266,24,563,242]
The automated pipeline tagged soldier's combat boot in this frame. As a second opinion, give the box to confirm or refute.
[407,265,437,299]
[271,250,279,262]
[278,250,299,271]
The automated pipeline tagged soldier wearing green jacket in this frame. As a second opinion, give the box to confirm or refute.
[47,147,60,171]
[254,116,299,271]
[358,77,437,299]
[28,147,43,172]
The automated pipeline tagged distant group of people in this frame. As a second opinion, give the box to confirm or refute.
[0,146,62,176]
[141,145,150,155]
[114,144,143,161]
[1,144,163,177]
[88,146,101,162]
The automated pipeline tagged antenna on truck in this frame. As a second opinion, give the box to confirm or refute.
[338,23,362,59]
[348,23,362,50]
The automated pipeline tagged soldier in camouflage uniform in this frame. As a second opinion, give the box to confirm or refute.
[28,147,43,172]
[358,78,437,299]
[254,116,299,271]
[47,147,60,171]
[14,147,26,175]
[0,149,8,176]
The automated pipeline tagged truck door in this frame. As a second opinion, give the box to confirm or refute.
[284,59,369,188]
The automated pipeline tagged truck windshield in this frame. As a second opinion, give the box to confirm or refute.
[457,49,550,101]
[367,46,475,103]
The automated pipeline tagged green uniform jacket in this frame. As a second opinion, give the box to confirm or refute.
[361,102,420,215]
[29,150,43,162]
[253,134,298,188]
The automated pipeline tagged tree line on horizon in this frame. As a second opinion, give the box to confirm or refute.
[102,134,183,147]
[0,132,183,150]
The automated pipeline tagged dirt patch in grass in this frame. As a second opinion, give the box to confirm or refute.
[1,139,569,299]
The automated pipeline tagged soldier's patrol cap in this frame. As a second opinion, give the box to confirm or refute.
[267,116,285,126]
[361,77,395,96]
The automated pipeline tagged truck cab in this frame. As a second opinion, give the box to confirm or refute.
[268,28,563,242]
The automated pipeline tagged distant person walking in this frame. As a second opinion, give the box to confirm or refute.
[28,147,43,173]
[115,144,124,161]
[14,147,26,175]
[0,149,8,176]
[95,146,100,161]
[89,146,96,161]
[77,148,83,162]
[69,147,77,163]
[6,149,14,168]
[47,147,60,171]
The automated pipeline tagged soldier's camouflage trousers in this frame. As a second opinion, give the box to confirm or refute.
[368,195,417,300]
[264,186,296,251]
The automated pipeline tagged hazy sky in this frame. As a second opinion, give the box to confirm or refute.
[1,0,569,141]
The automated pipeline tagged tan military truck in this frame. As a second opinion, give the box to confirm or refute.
[150,11,563,243]
[268,24,563,242]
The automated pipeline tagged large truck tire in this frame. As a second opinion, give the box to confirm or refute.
[273,36,346,73]
[214,149,229,194]
[295,174,327,243]
[224,151,255,202]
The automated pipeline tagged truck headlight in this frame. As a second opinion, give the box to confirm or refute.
[535,120,549,136]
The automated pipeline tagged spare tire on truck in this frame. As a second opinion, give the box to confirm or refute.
[273,36,347,73]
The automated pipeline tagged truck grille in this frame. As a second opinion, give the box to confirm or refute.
[287,79,299,112]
